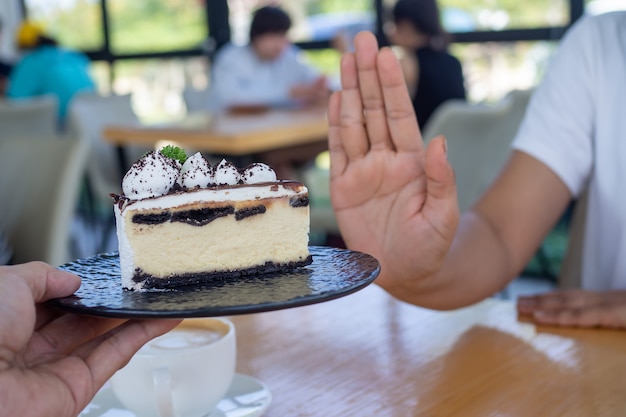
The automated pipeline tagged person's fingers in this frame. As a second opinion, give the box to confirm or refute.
[422,135,458,234]
[0,262,80,303]
[71,319,182,389]
[26,315,126,365]
[338,52,369,160]
[353,31,394,151]
[517,290,603,314]
[328,91,348,178]
[376,46,423,153]
[532,305,626,329]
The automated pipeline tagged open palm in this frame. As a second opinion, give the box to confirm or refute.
[0,262,180,417]
[328,32,459,292]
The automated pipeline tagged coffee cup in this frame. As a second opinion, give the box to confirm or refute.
[110,318,236,417]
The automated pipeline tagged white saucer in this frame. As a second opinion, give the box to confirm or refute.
[79,373,271,417]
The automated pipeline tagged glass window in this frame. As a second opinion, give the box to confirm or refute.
[108,0,208,54]
[449,41,558,102]
[23,0,104,51]
[586,0,626,15]
[302,48,341,75]
[227,0,375,45]
[90,60,111,96]
[382,0,568,32]
[112,57,209,122]
[301,48,341,87]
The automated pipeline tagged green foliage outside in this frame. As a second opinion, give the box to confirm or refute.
[107,0,207,53]
[27,0,566,56]
[302,49,341,78]
[26,0,207,53]
[304,0,372,15]
[438,0,568,29]
[27,0,103,51]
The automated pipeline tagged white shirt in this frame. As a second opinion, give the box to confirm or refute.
[211,43,321,108]
[512,12,626,290]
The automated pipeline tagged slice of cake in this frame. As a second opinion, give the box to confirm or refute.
[112,147,311,290]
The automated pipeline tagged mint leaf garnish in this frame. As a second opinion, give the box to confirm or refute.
[159,145,187,164]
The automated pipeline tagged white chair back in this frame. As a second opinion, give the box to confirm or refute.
[0,136,88,265]
[0,95,58,141]
[67,93,148,202]
[422,89,533,212]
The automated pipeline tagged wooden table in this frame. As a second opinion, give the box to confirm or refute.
[103,107,329,156]
[225,284,626,416]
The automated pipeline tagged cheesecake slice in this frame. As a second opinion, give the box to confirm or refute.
[113,148,311,290]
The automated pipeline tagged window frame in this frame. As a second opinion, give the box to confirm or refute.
[20,0,585,85]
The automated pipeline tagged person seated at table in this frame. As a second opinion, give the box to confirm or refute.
[386,0,466,129]
[328,13,626,330]
[211,5,331,111]
[0,261,181,417]
[7,21,95,126]
[0,18,13,96]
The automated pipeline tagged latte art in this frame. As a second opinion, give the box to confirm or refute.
[143,328,225,353]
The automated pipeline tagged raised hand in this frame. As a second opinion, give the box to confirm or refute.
[327,31,459,295]
[518,290,626,329]
[0,262,181,417]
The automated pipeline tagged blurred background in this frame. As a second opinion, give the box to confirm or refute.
[1,0,624,291]
[1,0,624,123]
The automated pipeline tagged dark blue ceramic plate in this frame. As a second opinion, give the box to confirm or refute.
[48,246,380,318]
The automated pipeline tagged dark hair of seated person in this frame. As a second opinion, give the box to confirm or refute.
[249,6,292,41]
[392,0,450,50]
[37,35,58,47]
[20,34,58,51]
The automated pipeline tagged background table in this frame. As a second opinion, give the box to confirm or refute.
[225,284,626,416]
[103,107,329,156]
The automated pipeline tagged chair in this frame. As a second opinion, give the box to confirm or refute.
[0,137,88,266]
[67,93,151,206]
[301,162,341,240]
[422,89,532,212]
[66,93,152,250]
[0,95,59,141]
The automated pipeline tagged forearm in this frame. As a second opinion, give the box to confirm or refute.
[381,152,571,310]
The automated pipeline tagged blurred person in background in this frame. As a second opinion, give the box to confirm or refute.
[7,21,95,126]
[0,18,13,96]
[211,5,331,111]
[386,0,466,129]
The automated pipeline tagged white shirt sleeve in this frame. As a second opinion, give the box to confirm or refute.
[512,16,598,197]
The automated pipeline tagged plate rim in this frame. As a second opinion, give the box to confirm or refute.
[48,246,380,319]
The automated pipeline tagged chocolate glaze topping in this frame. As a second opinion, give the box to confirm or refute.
[117,181,304,205]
